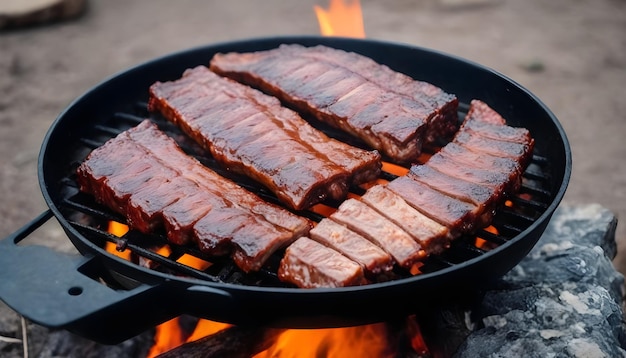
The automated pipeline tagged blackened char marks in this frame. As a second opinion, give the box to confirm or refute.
[210,44,458,164]
[76,120,311,273]
[148,66,381,210]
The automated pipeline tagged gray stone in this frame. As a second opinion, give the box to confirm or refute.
[456,204,626,357]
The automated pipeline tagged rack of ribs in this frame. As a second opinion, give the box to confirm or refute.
[209,44,459,164]
[279,100,534,288]
[388,99,534,238]
[76,120,312,273]
[148,65,381,211]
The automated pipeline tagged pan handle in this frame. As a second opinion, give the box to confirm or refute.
[0,210,177,343]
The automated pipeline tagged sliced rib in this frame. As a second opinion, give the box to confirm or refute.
[309,218,394,275]
[456,100,535,169]
[389,99,535,238]
[385,175,482,235]
[194,206,295,273]
[329,198,425,268]
[278,237,367,288]
[436,142,522,176]
[360,185,452,255]
[407,165,496,208]
[426,151,522,196]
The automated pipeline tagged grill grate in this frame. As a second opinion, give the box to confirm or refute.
[58,102,552,288]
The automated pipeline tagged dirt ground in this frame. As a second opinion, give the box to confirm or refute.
[1,0,625,277]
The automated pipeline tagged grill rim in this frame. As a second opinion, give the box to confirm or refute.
[8,35,571,337]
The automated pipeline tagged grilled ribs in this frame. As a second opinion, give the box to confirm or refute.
[148,66,381,211]
[278,99,535,288]
[209,44,458,164]
[76,120,312,273]
[390,99,534,239]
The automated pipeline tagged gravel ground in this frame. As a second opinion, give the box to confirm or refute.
[1,1,625,277]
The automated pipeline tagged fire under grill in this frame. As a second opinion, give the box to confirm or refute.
[58,100,552,289]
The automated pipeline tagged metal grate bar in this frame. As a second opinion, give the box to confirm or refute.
[70,221,225,283]
[113,112,145,124]
[475,229,507,245]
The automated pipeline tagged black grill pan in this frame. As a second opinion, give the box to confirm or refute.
[0,36,571,344]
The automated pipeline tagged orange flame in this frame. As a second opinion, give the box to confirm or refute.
[314,0,365,38]
[144,245,227,357]
[185,320,231,343]
[406,315,429,355]
[254,323,392,358]
[146,318,231,358]
[475,225,499,250]
[147,318,185,358]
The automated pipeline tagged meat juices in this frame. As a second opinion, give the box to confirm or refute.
[76,120,312,273]
[210,44,458,164]
[148,66,381,210]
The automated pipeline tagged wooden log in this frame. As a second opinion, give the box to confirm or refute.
[156,326,285,358]
[0,0,86,30]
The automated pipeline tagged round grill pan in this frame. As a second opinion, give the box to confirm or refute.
[0,36,571,344]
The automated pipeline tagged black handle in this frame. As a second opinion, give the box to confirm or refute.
[0,211,169,343]
[0,211,238,343]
